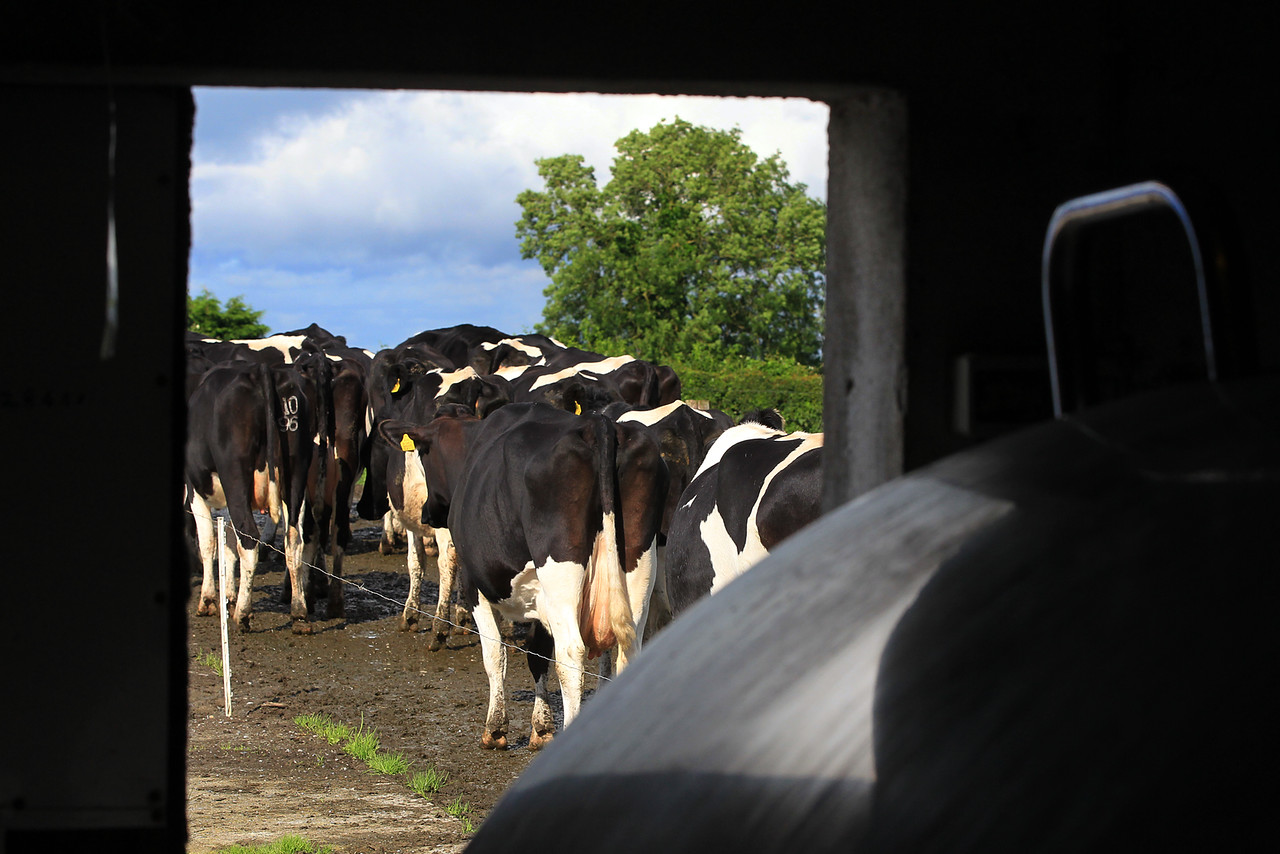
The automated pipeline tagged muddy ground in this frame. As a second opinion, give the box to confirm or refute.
[185,514,590,853]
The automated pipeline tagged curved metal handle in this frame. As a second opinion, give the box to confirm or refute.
[1042,181,1216,418]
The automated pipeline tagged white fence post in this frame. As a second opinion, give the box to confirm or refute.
[217,516,232,718]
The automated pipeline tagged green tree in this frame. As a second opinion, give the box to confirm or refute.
[187,288,270,339]
[516,118,826,366]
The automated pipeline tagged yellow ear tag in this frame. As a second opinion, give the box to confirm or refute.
[574,402,582,415]
[400,433,416,451]
[391,379,401,393]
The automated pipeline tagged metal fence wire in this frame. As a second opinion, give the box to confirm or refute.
[186,505,615,686]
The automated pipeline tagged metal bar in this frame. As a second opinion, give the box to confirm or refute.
[1041,180,1214,417]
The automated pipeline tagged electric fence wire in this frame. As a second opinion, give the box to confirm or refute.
[185,505,615,685]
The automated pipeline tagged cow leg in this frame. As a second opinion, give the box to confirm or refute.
[327,496,350,618]
[525,621,557,750]
[256,513,279,561]
[643,543,673,641]
[284,515,310,634]
[400,527,426,632]
[190,494,219,616]
[422,523,439,557]
[473,594,509,750]
[535,558,589,728]
[222,524,240,614]
[427,528,456,651]
[227,513,260,632]
[615,537,659,674]
[327,541,345,618]
[379,509,405,555]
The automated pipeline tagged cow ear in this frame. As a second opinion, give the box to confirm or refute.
[378,419,431,452]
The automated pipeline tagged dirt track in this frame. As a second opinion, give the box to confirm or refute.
[184,516,578,853]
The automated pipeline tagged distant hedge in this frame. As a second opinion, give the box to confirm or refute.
[666,353,823,433]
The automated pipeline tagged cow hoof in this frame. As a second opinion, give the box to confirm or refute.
[196,600,216,617]
[399,615,418,633]
[235,614,251,632]
[378,540,395,556]
[528,730,554,751]
[481,731,508,751]
[427,632,446,652]
[291,620,313,636]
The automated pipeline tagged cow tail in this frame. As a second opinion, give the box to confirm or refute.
[580,415,635,660]
[258,362,284,525]
[313,354,334,505]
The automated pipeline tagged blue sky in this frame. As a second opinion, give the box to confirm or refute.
[191,89,829,352]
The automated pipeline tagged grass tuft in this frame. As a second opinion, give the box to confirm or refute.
[341,717,380,763]
[294,713,350,745]
[412,763,453,798]
[217,833,334,854]
[197,648,225,678]
[445,796,476,833]
[293,711,475,833]
[367,749,410,776]
[408,765,450,797]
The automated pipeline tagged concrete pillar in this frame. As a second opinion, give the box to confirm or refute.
[823,89,908,511]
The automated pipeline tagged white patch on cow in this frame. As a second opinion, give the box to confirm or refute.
[364,404,375,437]
[206,473,228,508]
[700,505,745,595]
[399,449,430,535]
[618,537,659,669]
[617,399,687,426]
[617,399,714,426]
[694,421,784,478]
[495,364,530,380]
[230,334,307,363]
[432,366,479,399]
[531,557,590,726]
[491,565,543,623]
[485,337,544,360]
[528,355,636,391]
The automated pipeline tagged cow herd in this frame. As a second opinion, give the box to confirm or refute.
[184,322,824,749]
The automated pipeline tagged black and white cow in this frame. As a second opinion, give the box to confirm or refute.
[185,361,314,631]
[382,402,669,749]
[297,343,371,618]
[373,367,510,647]
[663,418,823,619]
[608,400,735,634]
[357,339,466,524]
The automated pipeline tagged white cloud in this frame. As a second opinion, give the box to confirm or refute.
[190,88,828,350]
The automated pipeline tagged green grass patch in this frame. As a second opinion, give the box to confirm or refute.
[366,749,410,776]
[294,712,477,833]
[197,648,225,678]
[341,717,381,763]
[445,797,476,833]
[409,765,450,797]
[293,713,350,745]
[216,835,333,854]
